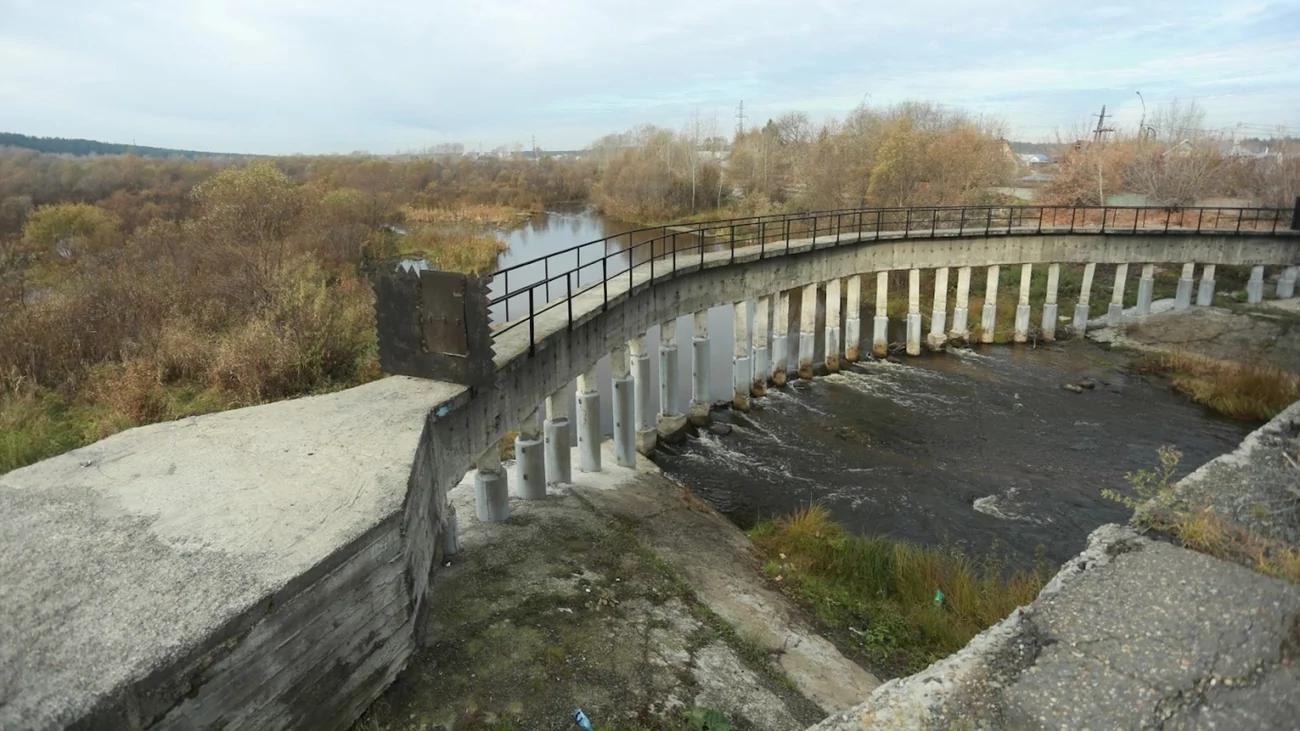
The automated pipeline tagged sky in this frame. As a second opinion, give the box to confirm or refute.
[1,0,1298,155]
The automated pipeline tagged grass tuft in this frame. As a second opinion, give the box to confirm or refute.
[751,504,1046,676]
[1131,351,1300,421]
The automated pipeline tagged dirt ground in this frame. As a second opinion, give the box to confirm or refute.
[355,444,875,731]
[1090,299,1300,372]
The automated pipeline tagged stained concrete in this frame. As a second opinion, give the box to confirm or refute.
[359,442,870,730]
[0,377,459,730]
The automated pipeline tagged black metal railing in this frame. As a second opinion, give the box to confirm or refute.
[489,203,1294,354]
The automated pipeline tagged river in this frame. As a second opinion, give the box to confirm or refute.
[492,208,1254,568]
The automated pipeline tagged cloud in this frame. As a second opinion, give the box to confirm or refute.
[0,0,1296,153]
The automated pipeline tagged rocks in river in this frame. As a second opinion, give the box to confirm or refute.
[1062,383,1084,393]
[708,423,733,436]
[1079,379,1097,390]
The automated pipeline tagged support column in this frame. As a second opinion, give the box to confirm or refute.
[1108,263,1129,326]
[576,366,601,472]
[981,266,999,344]
[1248,265,1265,304]
[544,385,571,486]
[629,335,655,455]
[689,311,710,426]
[873,272,889,357]
[1041,263,1060,341]
[1174,263,1195,310]
[514,408,545,499]
[752,295,770,396]
[657,320,687,440]
[772,290,790,385]
[906,268,922,356]
[1013,264,1032,343]
[1278,266,1297,299]
[1136,264,1155,316]
[927,267,949,351]
[1074,263,1096,332]
[611,344,636,468]
[474,444,509,522]
[825,278,842,372]
[845,276,862,361]
[733,300,751,409]
[1197,264,1216,306]
[950,266,971,341]
[798,284,817,378]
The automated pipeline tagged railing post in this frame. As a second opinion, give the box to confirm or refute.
[566,271,573,329]
[785,219,791,255]
[527,287,535,355]
[875,210,883,238]
[759,220,766,258]
[904,209,911,238]
[544,258,550,301]
[836,214,842,244]
[1291,196,1300,231]
[985,208,991,236]
[602,255,608,311]
[932,208,938,237]
[958,208,965,236]
[1236,208,1244,234]
[1100,207,1107,233]
[1164,210,1171,233]
[1068,207,1075,233]
[730,224,736,263]
[1036,206,1043,234]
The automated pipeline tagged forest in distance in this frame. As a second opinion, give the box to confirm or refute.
[1,99,1297,474]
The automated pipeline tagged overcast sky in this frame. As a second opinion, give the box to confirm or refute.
[2,0,1298,154]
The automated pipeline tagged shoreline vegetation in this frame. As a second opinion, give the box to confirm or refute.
[750,505,1046,678]
[1130,351,1300,421]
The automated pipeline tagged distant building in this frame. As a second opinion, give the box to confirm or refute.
[1018,153,1049,165]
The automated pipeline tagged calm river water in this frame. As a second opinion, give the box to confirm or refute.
[493,208,1253,568]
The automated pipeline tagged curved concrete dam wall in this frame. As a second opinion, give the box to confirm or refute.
[2,226,1297,729]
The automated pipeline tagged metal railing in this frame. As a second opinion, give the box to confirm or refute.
[489,203,1294,354]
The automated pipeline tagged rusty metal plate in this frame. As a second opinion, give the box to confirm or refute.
[371,263,495,387]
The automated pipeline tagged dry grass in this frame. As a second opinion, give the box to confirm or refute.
[751,504,1046,676]
[1132,351,1300,421]
[402,203,529,228]
[395,224,506,274]
[1143,507,1300,585]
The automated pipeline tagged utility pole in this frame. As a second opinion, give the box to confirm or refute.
[1092,104,1114,145]
[735,100,747,138]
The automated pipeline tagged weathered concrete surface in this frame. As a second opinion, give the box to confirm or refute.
[359,441,846,731]
[578,470,882,714]
[808,524,1300,731]
[0,377,458,730]
[1150,400,1300,546]
[1088,302,1300,373]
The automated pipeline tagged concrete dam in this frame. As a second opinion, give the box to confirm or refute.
[2,204,1298,729]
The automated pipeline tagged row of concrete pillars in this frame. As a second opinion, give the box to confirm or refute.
[471,262,1299,523]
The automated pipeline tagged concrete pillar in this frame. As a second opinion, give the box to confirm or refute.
[1277,266,1297,299]
[544,385,572,486]
[824,278,842,372]
[733,300,751,410]
[474,444,509,523]
[629,335,655,455]
[927,267,949,351]
[1242,266,1263,303]
[611,344,636,468]
[514,408,546,500]
[689,310,710,426]
[443,503,460,556]
[1136,264,1155,316]
[1074,262,1096,333]
[576,366,601,472]
[798,284,817,378]
[1174,263,1195,310]
[980,265,999,344]
[1108,263,1129,326]
[950,266,971,341]
[657,320,687,439]
[845,275,862,362]
[1013,264,1032,343]
[752,295,770,396]
[1196,264,1216,306]
[773,290,790,385]
[1248,266,1265,304]
[873,272,889,357]
[1041,263,1060,341]
[906,268,922,356]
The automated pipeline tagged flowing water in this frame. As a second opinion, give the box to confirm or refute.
[493,208,1255,568]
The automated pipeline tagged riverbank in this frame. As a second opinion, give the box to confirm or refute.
[812,401,1300,731]
[357,444,877,731]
